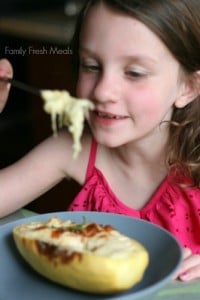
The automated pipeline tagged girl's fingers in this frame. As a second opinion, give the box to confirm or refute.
[0,58,13,78]
[0,59,13,112]
[177,249,200,281]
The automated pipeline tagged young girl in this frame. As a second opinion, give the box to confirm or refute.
[0,0,200,281]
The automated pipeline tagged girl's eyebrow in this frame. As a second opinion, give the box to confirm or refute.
[79,47,101,61]
[79,47,96,56]
[122,55,157,66]
[79,46,158,66]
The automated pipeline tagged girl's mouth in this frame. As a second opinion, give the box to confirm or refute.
[95,110,128,120]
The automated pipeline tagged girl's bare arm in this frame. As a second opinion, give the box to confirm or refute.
[0,130,90,217]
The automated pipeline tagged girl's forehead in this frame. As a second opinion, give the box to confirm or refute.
[79,2,175,63]
[80,3,158,45]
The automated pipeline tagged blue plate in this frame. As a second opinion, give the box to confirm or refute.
[0,211,182,300]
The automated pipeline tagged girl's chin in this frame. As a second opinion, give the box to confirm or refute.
[88,122,130,147]
[92,134,121,148]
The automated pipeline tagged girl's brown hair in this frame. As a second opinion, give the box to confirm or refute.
[71,0,200,186]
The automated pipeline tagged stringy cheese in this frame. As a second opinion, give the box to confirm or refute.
[15,218,136,258]
[41,90,94,159]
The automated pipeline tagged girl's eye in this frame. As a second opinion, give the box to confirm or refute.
[80,63,100,73]
[126,70,146,79]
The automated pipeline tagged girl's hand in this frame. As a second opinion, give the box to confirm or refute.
[0,59,13,112]
[177,248,200,281]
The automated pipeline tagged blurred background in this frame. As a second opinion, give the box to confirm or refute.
[1,1,66,14]
[0,0,86,213]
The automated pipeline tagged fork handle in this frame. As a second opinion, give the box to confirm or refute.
[0,77,41,97]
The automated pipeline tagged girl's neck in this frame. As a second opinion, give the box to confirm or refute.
[110,136,168,171]
[98,141,168,210]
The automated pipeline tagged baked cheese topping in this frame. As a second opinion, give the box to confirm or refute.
[41,90,94,159]
[15,217,137,258]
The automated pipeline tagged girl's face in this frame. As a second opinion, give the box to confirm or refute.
[77,3,185,148]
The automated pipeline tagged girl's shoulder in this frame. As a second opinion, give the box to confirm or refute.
[147,169,200,220]
[164,168,200,202]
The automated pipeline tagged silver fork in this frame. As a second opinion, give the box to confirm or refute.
[0,77,41,96]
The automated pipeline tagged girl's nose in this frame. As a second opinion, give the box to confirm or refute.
[92,72,119,104]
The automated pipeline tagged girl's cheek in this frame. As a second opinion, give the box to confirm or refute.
[131,93,166,124]
[76,78,85,98]
[76,77,95,99]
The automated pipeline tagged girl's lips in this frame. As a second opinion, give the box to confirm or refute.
[92,110,129,125]
[95,110,128,119]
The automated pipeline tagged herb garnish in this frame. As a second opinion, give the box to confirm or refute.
[70,216,87,232]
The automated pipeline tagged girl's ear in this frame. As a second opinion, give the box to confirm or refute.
[174,71,200,108]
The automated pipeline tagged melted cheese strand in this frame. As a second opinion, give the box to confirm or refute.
[41,90,94,159]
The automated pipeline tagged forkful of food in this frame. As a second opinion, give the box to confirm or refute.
[0,77,94,159]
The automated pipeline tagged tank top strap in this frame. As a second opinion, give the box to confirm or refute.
[85,138,97,180]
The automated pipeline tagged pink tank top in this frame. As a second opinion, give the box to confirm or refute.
[68,139,200,253]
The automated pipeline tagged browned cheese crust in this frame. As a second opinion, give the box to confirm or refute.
[13,217,149,294]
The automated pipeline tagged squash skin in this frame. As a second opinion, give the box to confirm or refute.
[13,222,149,294]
